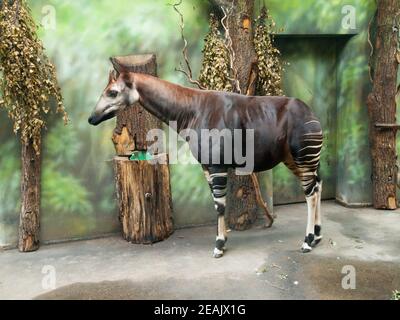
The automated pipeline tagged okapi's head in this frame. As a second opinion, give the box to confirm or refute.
[88,67,139,126]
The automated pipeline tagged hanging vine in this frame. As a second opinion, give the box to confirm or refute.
[254,6,283,96]
[198,13,232,91]
[0,0,67,153]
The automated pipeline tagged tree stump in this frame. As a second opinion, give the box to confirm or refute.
[114,154,173,244]
[111,54,173,243]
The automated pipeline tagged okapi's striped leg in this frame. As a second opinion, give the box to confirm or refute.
[204,168,228,258]
[286,124,323,253]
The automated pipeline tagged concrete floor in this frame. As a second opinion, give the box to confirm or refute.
[0,201,399,300]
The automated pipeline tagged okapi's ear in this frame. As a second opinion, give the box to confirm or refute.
[109,57,120,72]
[108,69,118,83]
[109,57,128,74]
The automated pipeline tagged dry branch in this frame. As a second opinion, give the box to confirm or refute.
[251,173,274,227]
[173,0,206,89]
[367,14,375,83]
[220,5,241,94]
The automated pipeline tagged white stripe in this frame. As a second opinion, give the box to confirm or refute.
[295,156,320,164]
[303,131,323,136]
[303,139,323,142]
[296,151,321,159]
[298,144,323,153]
[304,120,320,125]
[210,173,228,178]
[214,197,226,206]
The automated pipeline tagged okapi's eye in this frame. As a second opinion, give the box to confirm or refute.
[107,90,119,98]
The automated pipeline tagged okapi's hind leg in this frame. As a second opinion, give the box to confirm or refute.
[285,123,323,253]
[313,180,323,246]
[203,168,228,258]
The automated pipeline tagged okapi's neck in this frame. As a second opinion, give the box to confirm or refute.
[132,73,200,131]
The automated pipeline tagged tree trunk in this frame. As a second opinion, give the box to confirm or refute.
[220,0,260,230]
[114,155,173,244]
[367,0,400,209]
[111,54,174,242]
[19,138,41,252]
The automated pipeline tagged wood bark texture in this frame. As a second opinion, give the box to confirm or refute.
[19,138,41,252]
[367,0,400,209]
[114,155,173,244]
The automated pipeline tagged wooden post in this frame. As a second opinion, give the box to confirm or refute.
[367,0,400,209]
[18,138,41,252]
[114,154,173,243]
[111,54,173,243]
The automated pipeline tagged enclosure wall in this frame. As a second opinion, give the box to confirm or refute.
[0,0,378,247]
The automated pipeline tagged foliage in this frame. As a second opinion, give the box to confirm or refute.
[198,14,232,91]
[0,0,67,153]
[44,121,81,167]
[40,121,93,217]
[42,165,93,216]
[254,6,283,96]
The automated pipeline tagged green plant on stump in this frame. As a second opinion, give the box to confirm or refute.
[254,6,283,97]
[0,0,67,153]
[392,290,400,300]
[198,14,232,91]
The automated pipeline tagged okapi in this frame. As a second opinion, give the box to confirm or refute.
[88,67,323,258]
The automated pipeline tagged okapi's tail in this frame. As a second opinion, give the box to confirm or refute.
[316,166,322,183]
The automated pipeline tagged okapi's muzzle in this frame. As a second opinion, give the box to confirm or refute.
[88,109,117,126]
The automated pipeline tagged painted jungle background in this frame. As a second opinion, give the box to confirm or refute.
[0,0,389,247]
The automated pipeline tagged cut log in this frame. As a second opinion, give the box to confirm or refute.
[111,54,173,242]
[367,0,400,209]
[114,154,173,244]
[18,138,41,252]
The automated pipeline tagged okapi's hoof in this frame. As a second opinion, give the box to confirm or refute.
[301,242,313,253]
[311,235,323,247]
[213,248,224,259]
[264,219,274,229]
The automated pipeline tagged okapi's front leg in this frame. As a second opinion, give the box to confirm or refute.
[204,168,228,258]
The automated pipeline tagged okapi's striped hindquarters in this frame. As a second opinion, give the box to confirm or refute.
[285,120,323,253]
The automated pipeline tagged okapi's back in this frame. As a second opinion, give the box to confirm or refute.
[200,91,294,131]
